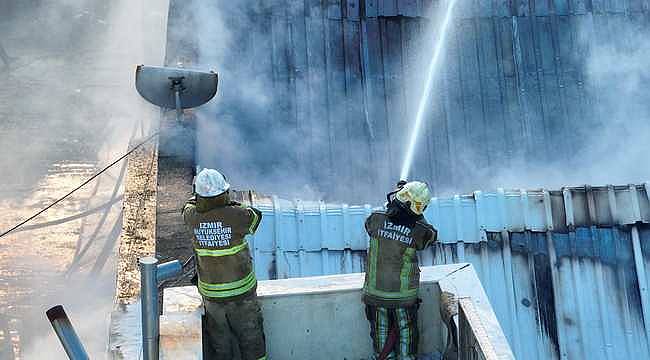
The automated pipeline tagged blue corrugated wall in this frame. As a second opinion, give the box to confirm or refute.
[166,0,650,202]
[246,185,650,359]
[439,229,650,359]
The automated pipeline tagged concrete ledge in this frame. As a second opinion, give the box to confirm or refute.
[115,141,159,304]
[438,265,514,359]
[159,264,475,359]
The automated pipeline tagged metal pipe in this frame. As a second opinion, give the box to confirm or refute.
[140,257,158,360]
[169,76,185,123]
[157,259,182,283]
[140,257,182,360]
[46,305,90,360]
[174,88,183,122]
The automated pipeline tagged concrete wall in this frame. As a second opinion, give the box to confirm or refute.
[156,264,512,359]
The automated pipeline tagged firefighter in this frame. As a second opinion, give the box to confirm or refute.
[362,181,438,360]
[182,168,267,360]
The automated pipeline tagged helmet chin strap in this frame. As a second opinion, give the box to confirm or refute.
[386,180,407,204]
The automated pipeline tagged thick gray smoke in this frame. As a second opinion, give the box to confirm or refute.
[0,1,165,358]
[172,2,649,203]
[574,17,650,184]
[173,1,386,203]
[480,16,650,191]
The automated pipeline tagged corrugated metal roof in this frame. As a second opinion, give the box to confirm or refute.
[250,184,650,256]
[248,183,650,359]
[166,1,650,202]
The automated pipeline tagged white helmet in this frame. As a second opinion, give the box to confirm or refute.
[195,168,230,197]
[395,181,432,215]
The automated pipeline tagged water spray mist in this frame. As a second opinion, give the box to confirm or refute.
[399,0,459,181]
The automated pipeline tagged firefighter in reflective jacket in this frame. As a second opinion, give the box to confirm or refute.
[182,168,267,360]
[363,181,438,360]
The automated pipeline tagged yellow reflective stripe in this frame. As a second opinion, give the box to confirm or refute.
[199,282,256,298]
[400,247,415,293]
[257,356,267,360]
[248,208,260,234]
[368,238,378,289]
[198,271,256,291]
[364,238,417,300]
[364,286,417,299]
[195,241,248,257]
[399,261,410,293]
[198,275,257,298]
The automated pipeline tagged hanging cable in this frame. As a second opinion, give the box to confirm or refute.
[8,195,123,234]
[0,131,159,239]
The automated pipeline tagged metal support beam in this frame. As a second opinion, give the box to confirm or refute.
[169,76,185,123]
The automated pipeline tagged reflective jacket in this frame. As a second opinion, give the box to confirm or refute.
[183,193,262,302]
[362,211,437,307]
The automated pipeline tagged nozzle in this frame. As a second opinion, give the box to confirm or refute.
[397,180,407,188]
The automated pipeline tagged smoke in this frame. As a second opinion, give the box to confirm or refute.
[573,16,650,184]
[19,275,115,359]
[400,0,458,181]
[169,2,649,205]
[166,1,383,203]
[399,9,650,196]
[476,14,650,192]
[0,0,166,358]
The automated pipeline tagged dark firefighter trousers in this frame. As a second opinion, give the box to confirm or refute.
[203,297,267,360]
[365,304,419,360]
